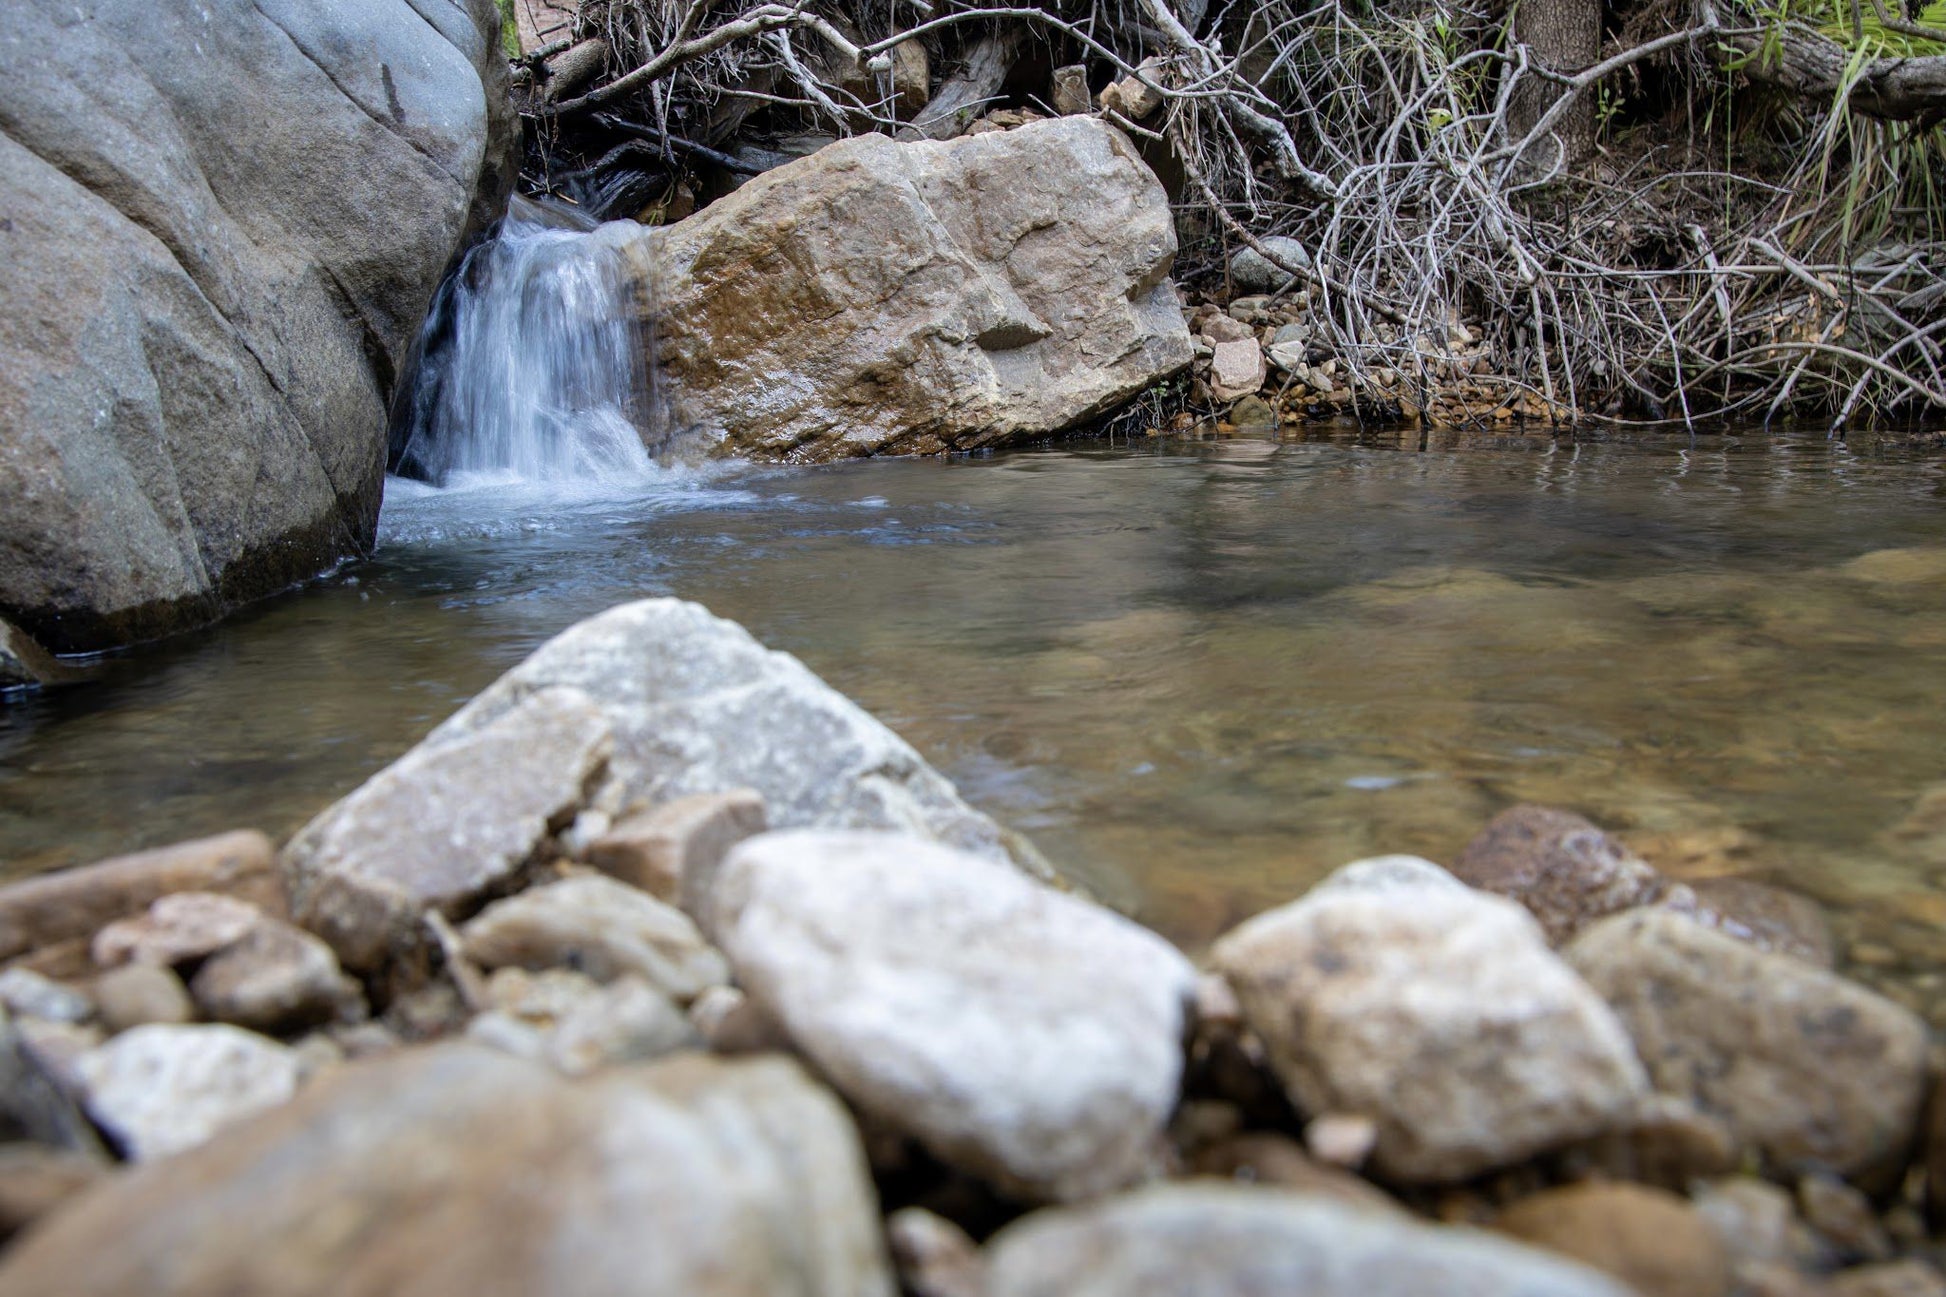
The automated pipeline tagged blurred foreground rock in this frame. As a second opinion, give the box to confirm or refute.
[982,1183,1634,1296]
[0,1044,894,1296]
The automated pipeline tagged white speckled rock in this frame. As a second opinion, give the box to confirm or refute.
[420,599,1050,882]
[1213,856,1647,1183]
[279,685,613,971]
[985,1184,1635,1297]
[1566,907,1929,1178]
[460,874,728,1003]
[74,1024,299,1161]
[715,829,1196,1201]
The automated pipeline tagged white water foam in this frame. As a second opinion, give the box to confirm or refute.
[388,197,658,490]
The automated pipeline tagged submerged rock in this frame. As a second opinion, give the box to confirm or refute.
[0,620,68,692]
[1567,907,1929,1178]
[630,116,1191,462]
[0,0,513,653]
[74,1023,300,1161]
[1212,855,1646,1183]
[412,598,1049,881]
[715,829,1196,1201]
[0,1045,895,1297]
[280,685,612,971]
[1687,876,1835,967]
[983,1183,1634,1296]
[1452,804,1671,944]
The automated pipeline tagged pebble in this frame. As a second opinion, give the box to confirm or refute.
[92,962,194,1032]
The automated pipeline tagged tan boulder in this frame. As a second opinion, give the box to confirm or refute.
[629,117,1191,462]
[458,874,728,1002]
[1209,338,1267,401]
[580,788,766,933]
[0,1044,894,1296]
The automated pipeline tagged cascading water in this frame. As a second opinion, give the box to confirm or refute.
[389,197,657,487]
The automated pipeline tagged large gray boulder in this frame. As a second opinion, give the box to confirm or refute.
[618,116,1192,462]
[984,1184,1634,1297]
[0,0,514,654]
[278,599,1048,971]
[0,1044,895,1296]
[392,598,1048,878]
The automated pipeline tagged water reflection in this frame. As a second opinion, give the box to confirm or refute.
[2,432,1943,1012]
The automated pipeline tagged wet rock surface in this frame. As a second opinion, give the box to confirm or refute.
[632,116,1191,462]
[1567,907,1930,1177]
[0,1045,895,1296]
[716,829,1195,1200]
[1212,855,1647,1183]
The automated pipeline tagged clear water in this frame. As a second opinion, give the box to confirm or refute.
[3,430,1945,1016]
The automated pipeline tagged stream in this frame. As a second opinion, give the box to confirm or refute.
[3,428,1945,1019]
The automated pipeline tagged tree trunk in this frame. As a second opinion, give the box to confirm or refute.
[1506,0,1602,168]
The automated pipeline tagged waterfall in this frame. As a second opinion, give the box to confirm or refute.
[389,197,656,487]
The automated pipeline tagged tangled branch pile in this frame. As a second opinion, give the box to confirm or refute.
[506,0,1946,429]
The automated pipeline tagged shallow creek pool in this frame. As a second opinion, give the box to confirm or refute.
[4,429,1945,1015]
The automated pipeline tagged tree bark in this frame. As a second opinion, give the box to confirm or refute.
[1704,2,1946,121]
[1506,0,1603,165]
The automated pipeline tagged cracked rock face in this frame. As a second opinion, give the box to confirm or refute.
[619,116,1193,462]
[419,597,1051,881]
[0,0,513,653]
